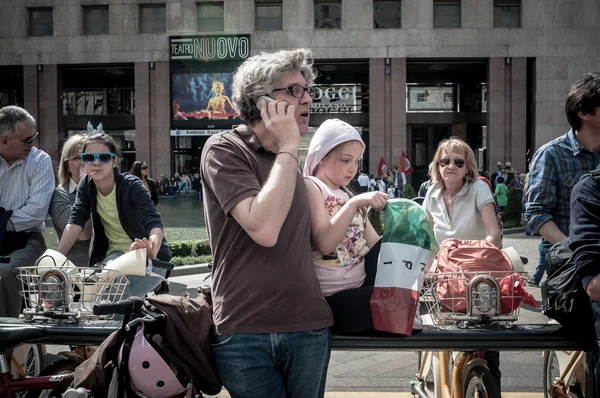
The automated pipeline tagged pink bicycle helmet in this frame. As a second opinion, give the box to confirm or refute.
[119,324,189,398]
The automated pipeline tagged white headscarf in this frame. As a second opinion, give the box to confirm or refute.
[303,119,365,177]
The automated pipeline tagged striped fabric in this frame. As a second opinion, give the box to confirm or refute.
[0,147,55,233]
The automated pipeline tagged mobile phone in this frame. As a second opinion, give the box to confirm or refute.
[257,95,275,109]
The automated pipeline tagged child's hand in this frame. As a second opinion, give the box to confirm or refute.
[351,191,389,210]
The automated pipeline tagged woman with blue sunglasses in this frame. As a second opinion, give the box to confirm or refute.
[57,133,172,297]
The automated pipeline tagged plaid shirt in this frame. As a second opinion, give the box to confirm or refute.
[525,129,600,235]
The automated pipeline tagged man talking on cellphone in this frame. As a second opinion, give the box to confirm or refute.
[200,49,333,397]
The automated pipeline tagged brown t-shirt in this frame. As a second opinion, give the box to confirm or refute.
[200,124,333,335]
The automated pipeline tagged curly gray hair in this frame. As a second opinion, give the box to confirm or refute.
[231,48,316,123]
[0,106,36,138]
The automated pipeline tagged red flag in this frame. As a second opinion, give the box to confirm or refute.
[400,151,413,175]
[377,157,388,176]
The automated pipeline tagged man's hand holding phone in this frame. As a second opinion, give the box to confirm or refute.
[258,95,300,151]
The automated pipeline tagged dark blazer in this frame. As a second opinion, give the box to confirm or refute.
[68,170,171,266]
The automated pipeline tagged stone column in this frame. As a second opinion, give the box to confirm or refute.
[135,62,151,171]
[39,65,60,167]
[369,58,385,175]
[487,58,506,173]
[487,57,527,173]
[390,58,406,170]
[509,57,527,172]
[152,61,171,179]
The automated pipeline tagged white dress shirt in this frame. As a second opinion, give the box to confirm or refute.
[0,147,55,233]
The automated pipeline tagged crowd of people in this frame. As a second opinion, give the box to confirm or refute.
[1,49,600,398]
[156,172,202,200]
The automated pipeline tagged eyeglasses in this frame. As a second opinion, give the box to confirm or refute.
[141,166,148,170]
[80,152,116,165]
[20,132,38,146]
[272,84,316,99]
[438,157,466,168]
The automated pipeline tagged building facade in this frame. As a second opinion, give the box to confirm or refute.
[0,0,598,186]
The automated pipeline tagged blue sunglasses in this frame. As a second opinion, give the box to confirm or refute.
[80,152,116,165]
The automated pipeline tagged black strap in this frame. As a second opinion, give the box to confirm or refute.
[118,325,139,398]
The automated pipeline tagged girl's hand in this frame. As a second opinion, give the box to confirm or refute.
[350,191,389,210]
[130,237,157,259]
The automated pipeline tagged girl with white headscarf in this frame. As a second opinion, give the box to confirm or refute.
[304,119,388,333]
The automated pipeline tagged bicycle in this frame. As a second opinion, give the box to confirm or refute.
[411,262,532,398]
[0,256,45,382]
[543,349,587,398]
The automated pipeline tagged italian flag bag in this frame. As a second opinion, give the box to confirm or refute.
[370,198,438,335]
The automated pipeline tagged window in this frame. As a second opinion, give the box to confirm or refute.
[256,1,282,30]
[197,2,224,31]
[140,4,166,33]
[63,89,134,116]
[433,0,460,28]
[373,0,400,29]
[83,5,109,35]
[314,0,342,29]
[28,7,53,36]
[494,0,520,28]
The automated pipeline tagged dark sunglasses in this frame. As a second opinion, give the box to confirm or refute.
[438,157,466,168]
[20,132,38,146]
[141,166,148,170]
[80,152,116,165]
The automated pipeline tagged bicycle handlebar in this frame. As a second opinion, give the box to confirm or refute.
[151,258,175,271]
[93,297,143,316]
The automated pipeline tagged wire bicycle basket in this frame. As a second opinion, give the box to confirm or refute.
[420,270,530,327]
[18,265,130,322]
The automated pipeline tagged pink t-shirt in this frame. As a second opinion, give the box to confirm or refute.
[305,176,368,296]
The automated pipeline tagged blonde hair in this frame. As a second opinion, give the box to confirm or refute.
[431,137,479,184]
[58,134,87,187]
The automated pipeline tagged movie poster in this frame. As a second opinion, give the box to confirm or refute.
[171,72,239,126]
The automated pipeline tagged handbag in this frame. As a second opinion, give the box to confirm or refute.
[541,238,595,348]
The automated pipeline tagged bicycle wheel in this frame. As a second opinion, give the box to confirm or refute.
[463,366,501,398]
[543,351,560,398]
[11,343,43,378]
[23,358,80,398]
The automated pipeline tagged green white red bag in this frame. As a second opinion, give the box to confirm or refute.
[370,199,438,335]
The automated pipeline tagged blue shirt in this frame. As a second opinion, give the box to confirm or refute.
[0,147,54,233]
[525,129,600,235]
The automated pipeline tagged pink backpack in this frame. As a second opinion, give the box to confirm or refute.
[435,239,514,314]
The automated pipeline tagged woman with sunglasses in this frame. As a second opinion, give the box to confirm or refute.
[423,137,501,249]
[49,134,91,267]
[57,133,172,297]
[129,160,159,206]
[422,137,502,395]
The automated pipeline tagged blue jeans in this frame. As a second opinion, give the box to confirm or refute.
[531,239,553,285]
[211,329,332,398]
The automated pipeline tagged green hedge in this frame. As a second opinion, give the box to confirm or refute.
[170,240,194,257]
[368,208,384,236]
[194,239,212,256]
[171,255,212,266]
[402,184,416,199]
[502,187,522,226]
